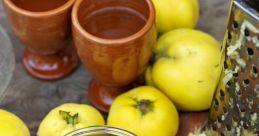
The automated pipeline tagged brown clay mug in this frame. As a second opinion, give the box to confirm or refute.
[72,0,156,112]
[3,0,78,80]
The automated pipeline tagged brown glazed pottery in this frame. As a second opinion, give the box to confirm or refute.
[3,0,78,80]
[72,0,156,112]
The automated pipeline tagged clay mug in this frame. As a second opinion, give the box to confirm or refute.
[3,0,78,80]
[72,0,156,112]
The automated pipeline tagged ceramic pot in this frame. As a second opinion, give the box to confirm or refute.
[3,0,78,80]
[72,0,156,112]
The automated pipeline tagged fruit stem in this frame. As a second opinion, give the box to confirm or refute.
[136,99,154,116]
[59,110,79,126]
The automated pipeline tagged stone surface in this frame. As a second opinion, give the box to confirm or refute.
[0,0,230,135]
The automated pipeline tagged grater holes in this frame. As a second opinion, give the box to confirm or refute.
[226,81,231,88]
[233,72,238,77]
[243,122,249,129]
[220,89,225,101]
[243,79,250,86]
[244,28,250,37]
[214,98,219,110]
[247,47,254,56]
[208,20,259,134]
[224,61,228,69]
[238,106,246,118]
[223,106,228,114]
[250,65,258,78]
[252,65,258,74]
[232,20,239,29]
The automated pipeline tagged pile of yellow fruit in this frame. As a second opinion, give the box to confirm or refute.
[105,0,221,135]
[0,0,223,135]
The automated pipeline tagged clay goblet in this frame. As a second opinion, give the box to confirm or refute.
[72,0,156,112]
[3,0,78,80]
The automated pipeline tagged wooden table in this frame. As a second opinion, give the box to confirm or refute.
[0,1,230,135]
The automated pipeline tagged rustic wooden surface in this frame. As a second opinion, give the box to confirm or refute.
[0,24,15,100]
[0,0,230,136]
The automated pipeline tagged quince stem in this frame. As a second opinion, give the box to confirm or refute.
[135,99,154,116]
[59,110,79,126]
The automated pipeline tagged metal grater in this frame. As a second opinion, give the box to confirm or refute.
[205,0,259,135]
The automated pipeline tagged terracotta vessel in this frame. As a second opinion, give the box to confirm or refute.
[3,0,78,80]
[72,0,156,112]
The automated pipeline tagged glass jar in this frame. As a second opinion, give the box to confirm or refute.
[64,126,136,136]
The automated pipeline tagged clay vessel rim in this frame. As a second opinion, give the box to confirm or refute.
[3,0,75,17]
[72,0,155,45]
